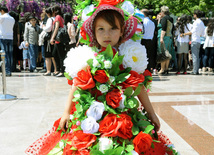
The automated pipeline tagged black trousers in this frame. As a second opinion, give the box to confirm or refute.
[53,43,66,73]
[141,39,156,71]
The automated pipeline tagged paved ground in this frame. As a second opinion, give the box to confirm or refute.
[0,71,214,155]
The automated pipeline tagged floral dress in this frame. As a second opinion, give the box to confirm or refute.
[25,40,177,155]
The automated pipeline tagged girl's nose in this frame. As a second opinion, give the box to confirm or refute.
[104,30,110,37]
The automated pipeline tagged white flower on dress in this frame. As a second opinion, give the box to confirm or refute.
[87,101,105,121]
[118,94,126,109]
[131,150,139,155]
[70,115,74,120]
[109,76,115,83]
[64,45,95,78]
[98,137,113,153]
[99,84,108,93]
[81,117,99,134]
[104,60,112,69]
[59,141,64,149]
[93,58,101,68]
[119,39,148,74]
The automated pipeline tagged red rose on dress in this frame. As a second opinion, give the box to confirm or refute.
[133,131,153,154]
[99,114,120,137]
[117,114,133,139]
[73,67,95,90]
[98,0,125,6]
[106,89,122,109]
[69,130,97,150]
[94,70,109,83]
[121,70,145,89]
[80,27,87,40]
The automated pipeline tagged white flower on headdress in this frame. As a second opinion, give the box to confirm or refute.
[87,101,105,121]
[81,117,99,134]
[82,4,95,21]
[64,45,95,78]
[98,137,113,153]
[121,1,135,15]
[118,94,126,109]
[119,39,148,74]
[104,60,112,69]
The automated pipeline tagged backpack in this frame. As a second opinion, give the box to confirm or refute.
[55,25,70,44]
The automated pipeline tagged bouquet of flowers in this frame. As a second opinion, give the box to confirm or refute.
[46,41,178,155]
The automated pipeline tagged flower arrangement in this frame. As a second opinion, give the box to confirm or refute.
[46,43,178,155]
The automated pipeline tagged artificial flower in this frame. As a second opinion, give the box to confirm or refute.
[99,84,109,93]
[117,114,133,139]
[81,117,100,134]
[106,89,122,109]
[70,114,74,120]
[64,45,95,78]
[109,76,115,84]
[80,27,87,40]
[118,94,126,109]
[99,114,119,137]
[104,60,112,69]
[133,131,153,154]
[143,69,152,77]
[131,150,139,155]
[69,130,97,150]
[86,101,105,121]
[73,67,96,90]
[93,58,101,68]
[119,39,148,74]
[94,70,109,83]
[98,0,125,6]
[121,70,145,89]
[98,137,113,153]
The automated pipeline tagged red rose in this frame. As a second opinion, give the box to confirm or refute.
[106,89,122,109]
[99,114,120,137]
[80,27,87,40]
[121,70,145,89]
[133,131,153,154]
[98,0,125,6]
[117,114,133,139]
[94,70,109,83]
[73,67,95,90]
[143,69,152,77]
[67,79,73,85]
[90,89,102,101]
[69,130,97,150]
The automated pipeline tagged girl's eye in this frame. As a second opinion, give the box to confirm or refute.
[98,28,104,30]
[111,27,118,30]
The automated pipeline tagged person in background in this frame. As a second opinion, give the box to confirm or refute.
[202,18,214,72]
[182,10,205,75]
[64,12,76,52]
[0,5,15,76]
[141,9,155,73]
[24,15,41,73]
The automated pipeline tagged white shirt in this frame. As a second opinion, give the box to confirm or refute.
[203,27,214,49]
[0,13,15,40]
[191,18,205,43]
[176,23,191,43]
[43,17,55,32]
[142,17,155,40]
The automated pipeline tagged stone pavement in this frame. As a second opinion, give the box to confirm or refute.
[0,71,214,155]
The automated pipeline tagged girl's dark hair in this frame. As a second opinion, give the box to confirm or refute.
[52,5,62,17]
[176,14,188,34]
[45,7,52,16]
[207,18,214,36]
[92,10,125,48]
[9,11,19,22]
[187,15,192,23]
[63,12,73,25]
[201,17,208,26]
[0,5,8,13]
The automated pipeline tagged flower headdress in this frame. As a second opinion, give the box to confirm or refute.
[76,0,140,46]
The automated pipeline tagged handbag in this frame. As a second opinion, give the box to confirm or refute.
[55,25,70,44]
[44,31,52,41]
[156,42,172,63]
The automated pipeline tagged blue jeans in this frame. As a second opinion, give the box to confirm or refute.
[203,47,214,68]
[191,42,201,73]
[41,45,46,69]
[28,44,38,71]
[0,39,13,74]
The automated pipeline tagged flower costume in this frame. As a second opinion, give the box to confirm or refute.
[25,1,178,155]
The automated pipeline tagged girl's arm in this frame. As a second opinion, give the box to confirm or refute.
[59,85,77,132]
[137,86,160,131]
[50,21,59,44]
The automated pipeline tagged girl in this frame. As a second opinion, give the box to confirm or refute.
[26,2,175,155]
[175,15,191,74]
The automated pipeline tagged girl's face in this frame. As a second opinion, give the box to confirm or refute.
[30,18,36,26]
[95,17,123,48]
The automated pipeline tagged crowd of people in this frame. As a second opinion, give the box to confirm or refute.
[0,4,213,77]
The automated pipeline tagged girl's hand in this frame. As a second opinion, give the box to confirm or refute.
[59,112,70,132]
[25,42,29,47]
[50,39,55,45]
[160,38,164,44]
[149,113,160,131]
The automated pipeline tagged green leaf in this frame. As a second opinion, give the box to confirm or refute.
[97,95,106,102]
[109,53,124,76]
[123,87,133,97]
[126,98,138,109]
[116,73,131,83]
[99,44,114,60]
[132,85,142,96]
[114,146,124,155]
[125,144,134,152]
[132,125,139,135]
[144,125,154,134]
[87,58,93,68]
[137,120,151,127]
[64,72,72,80]
[90,150,104,155]
[104,102,117,114]
[48,147,63,155]
[70,146,78,150]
